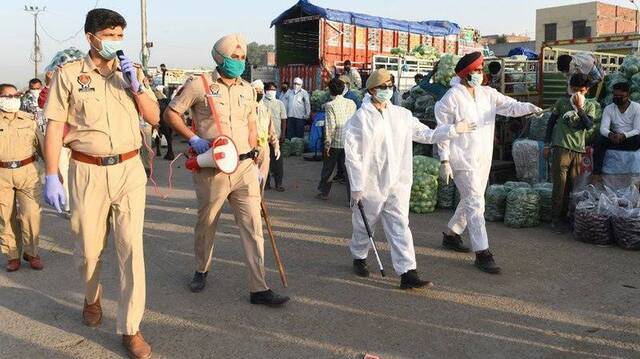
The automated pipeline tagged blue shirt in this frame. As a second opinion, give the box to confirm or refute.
[344,90,362,109]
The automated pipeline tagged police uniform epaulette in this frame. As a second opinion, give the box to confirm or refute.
[59,58,83,69]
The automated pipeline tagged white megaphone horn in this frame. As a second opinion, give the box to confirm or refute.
[185,135,239,174]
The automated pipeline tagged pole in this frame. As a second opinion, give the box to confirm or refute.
[356,201,385,277]
[25,6,44,78]
[140,0,150,71]
[260,200,288,287]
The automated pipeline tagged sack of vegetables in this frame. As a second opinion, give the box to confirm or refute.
[410,156,440,213]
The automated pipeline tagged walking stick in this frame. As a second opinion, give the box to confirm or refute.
[356,201,385,277]
[260,199,288,288]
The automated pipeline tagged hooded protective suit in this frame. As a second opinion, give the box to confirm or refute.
[435,84,541,251]
[344,94,457,275]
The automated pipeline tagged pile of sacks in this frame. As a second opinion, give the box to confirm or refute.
[572,185,640,250]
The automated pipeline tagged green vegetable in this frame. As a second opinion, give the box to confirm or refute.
[410,156,440,213]
[310,90,330,112]
[485,185,507,222]
[504,188,541,228]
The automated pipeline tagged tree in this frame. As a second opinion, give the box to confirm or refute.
[246,42,275,66]
[496,35,508,44]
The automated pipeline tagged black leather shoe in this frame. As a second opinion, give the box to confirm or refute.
[400,269,433,290]
[442,232,471,252]
[475,250,501,274]
[353,259,369,277]
[189,271,208,292]
[250,289,290,306]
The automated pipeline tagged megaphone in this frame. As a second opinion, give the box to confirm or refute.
[185,135,239,174]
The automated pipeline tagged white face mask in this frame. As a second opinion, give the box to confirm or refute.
[294,83,302,91]
[0,97,21,113]
[468,73,483,87]
[265,90,276,100]
[29,89,41,98]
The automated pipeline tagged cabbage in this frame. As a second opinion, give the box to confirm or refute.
[410,156,440,213]
[434,54,460,87]
[310,90,330,112]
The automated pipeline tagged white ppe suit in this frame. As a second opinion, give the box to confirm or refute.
[345,94,457,275]
[435,84,540,251]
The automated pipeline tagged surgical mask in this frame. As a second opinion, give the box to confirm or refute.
[0,97,21,113]
[90,34,123,60]
[29,89,41,98]
[256,93,263,102]
[468,73,483,87]
[373,88,393,103]
[294,84,302,91]
[265,90,276,100]
[218,55,246,78]
[613,96,628,106]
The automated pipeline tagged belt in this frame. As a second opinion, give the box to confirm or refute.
[71,149,139,166]
[0,155,37,169]
[238,149,259,161]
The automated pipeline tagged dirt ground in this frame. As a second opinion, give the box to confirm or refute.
[1,142,639,359]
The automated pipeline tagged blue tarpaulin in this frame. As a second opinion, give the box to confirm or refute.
[308,112,325,153]
[507,47,539,60]
[271,0,460,37]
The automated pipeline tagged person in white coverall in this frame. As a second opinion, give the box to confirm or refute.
[344,69,477,289]
[436,52,542,274]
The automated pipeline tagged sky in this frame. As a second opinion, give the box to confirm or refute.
[1,0,638,87]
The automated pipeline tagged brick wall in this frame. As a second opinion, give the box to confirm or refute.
[597,2,638,35]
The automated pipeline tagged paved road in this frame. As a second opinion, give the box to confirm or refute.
[1,143,639,358]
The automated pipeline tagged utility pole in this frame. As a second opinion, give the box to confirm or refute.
[140,0,152,72]
[24,5,45,78]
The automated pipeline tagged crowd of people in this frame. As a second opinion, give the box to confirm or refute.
[2,6,640,359]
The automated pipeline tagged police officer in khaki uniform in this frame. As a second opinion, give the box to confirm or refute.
[43,9,159,359]
[164,33,289,306]
[0,84,44,272]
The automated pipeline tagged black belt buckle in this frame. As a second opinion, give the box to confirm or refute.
[239,149,258,161]
[100,155,120,166]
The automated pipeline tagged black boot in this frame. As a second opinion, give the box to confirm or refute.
[442,232,470,253]
[475,250,501,274]
[400,269,433,290]
[352,259,369,277]
[250,289,290,306]
[189,271,208,292]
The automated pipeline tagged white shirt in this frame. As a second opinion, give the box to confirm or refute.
[282,88,310,119]
[601,101,640,138]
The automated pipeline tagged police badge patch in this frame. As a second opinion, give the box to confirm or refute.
[77,74,95,92]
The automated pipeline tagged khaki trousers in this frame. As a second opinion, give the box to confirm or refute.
[193,162,269,292]
[551,147,582,221]
[258,145,270,192]
[69,156,147,335]
[0,164,41,260]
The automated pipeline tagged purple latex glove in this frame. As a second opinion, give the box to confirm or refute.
[189,135,210,155]
[44,175,66,213]
[118,54,142,93]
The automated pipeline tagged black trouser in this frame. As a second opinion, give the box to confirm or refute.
[154,118,174,158]
[592,134,640,175]
[268,143,284,187]
[317,148,350,198]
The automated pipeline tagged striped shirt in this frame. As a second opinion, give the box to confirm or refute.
[325,95,356,149]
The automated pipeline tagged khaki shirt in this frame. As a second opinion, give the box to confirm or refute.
[169,70,257,156]
[44,54,156,156]
[0,111,41,162]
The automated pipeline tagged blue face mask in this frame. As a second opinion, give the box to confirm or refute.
[373,88,393,103]
[468,73,484,87]
[91,34,122,60]
[218,55,246,78]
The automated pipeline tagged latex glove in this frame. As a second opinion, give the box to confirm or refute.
[274,148,281,160]
[189,135,210,155]
[44,175,66,213]
[118,54,141,93]
[454,121,477,134]
[439,162,453,185]
[350,191,363,208]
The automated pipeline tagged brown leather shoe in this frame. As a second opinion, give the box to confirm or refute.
[123,332,152,359]
[82,298,102,327]
[5,259,20,272]
[23,254,43,270]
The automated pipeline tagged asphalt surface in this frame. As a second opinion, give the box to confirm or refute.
[1,142,639,359]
